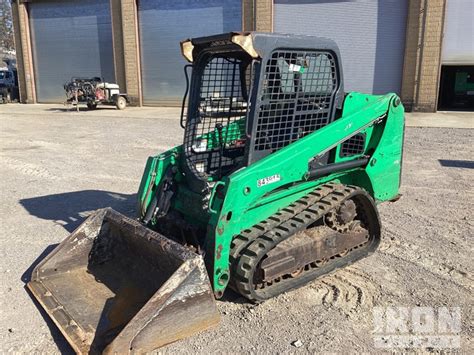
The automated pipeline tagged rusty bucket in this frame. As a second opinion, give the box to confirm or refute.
[27,208,219,354]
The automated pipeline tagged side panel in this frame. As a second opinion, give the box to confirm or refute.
[29,0,115,103]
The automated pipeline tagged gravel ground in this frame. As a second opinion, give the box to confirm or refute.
[1,104,473,353]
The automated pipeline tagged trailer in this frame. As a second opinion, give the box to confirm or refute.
[64,77,128,111]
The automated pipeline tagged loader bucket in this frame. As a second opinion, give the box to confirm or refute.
[27,208,220,354]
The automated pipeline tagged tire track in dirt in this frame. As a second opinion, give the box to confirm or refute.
[303,267,381,317]
[378,229,401,252]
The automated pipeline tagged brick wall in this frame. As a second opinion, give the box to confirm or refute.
[118,0,142,106]
[401,0,446,112]
[242,0,254,31]
[11,2,36,103]
[255,0,272,32]
[110,0,126,91]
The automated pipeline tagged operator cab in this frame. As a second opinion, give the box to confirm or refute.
[180,32,343,185]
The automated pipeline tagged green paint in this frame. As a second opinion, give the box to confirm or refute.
[455,71,474,94]
[137,91,404,295]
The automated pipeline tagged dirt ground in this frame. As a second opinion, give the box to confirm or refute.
[0,104,473,353]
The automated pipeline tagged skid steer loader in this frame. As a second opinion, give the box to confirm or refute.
[28,32,404,353]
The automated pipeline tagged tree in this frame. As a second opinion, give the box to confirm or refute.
[0,0,15,52]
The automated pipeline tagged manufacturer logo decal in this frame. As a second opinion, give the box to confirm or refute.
[257,174,281,187]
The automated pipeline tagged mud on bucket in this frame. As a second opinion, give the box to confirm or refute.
[27,208,220,354]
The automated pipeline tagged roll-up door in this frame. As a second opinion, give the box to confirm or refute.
[442,0,474,65]
[274,0,408,95]
[438,0,474,110]
[29,0,115,103]
[138,0,242,104]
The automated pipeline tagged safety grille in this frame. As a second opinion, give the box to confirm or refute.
[184,55,252,179]
[253,50,337,154]
[340,133,366,157]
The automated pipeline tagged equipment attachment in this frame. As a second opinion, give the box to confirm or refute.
[27,208,219,354]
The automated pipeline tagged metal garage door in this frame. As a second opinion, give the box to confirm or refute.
[29,0,115,103]
[274,0,408,95]
[442,0,474,65]
[138,0,242,104]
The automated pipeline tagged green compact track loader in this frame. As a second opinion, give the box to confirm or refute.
[28,32,404,353]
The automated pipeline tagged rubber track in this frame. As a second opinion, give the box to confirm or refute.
[231,184,379,302]
[228,183,338,288]
[229,184,337,264]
